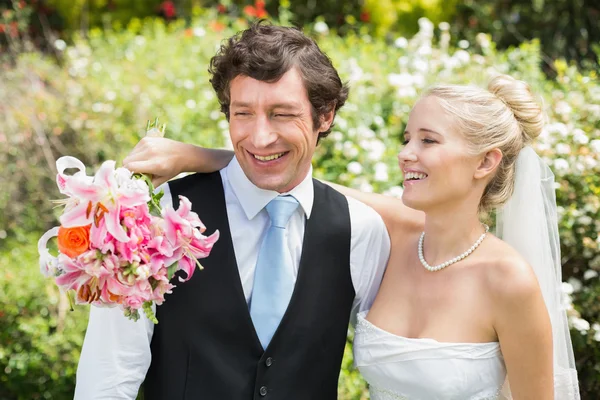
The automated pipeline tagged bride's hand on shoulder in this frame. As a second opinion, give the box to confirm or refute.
[123,137,234,186]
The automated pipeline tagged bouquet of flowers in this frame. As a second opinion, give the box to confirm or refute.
[37,120,219,323]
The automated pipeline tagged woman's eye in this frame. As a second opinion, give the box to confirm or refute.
[422,139,436,144]
[402,138,410,145]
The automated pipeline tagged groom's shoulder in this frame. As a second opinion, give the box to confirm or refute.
[168,171,223,192]
[345,195,390,244]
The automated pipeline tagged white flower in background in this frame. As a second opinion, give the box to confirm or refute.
[397,87,417,98]
[412,59,429,74]
[105,91,116,101]
[373,116,384,127]
[573,128,589,144]
[578,215,593,225]
[384,186,404,198]
[193,27,206,37]
[314,21,329,34]
[357,126,376,139]
[398,56,409,66]
[343,141,359,158]
[593,323,600,342]
[438,22,450,31]
[54,39,67,51]
[458,39,470,49]
[203,90,215,100]
[476,33,491,49]
[186,99,197,109]
[343,146,359,158]
[388,73,414,87]
[336,116,348,130]
[555,143,571,155]
[555,101,572,115]
[453,50,470,65]
[418,18,434,35]
[584,269,598,280]
[411,73,426,87]
[417,45,432,56]
[568,277,582,292]
[348,58,364,83]
[562,281,574,295]
[590,139,600,153]
[367,139,386,161]
[134,36,146,46]
[553,158,569,173]
[331,131,344,142]
[395,37,408,48]
[184,80,195,90]
[210,110,221,120]
[546,122,569,137]
[374,163,389,182]
[218,120,229,130]
[570,316,590,334]
[359,181,374,193]
[347,161,363,175]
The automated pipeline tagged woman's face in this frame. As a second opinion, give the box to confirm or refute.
[398,96,485,213]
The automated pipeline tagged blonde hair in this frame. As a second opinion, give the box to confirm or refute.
[423,74,544,212]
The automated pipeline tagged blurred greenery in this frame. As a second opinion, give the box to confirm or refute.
[1,0,599,399]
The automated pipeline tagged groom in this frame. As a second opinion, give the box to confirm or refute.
[75,21,390,399]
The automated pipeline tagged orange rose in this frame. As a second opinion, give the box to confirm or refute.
[57,224,91,258]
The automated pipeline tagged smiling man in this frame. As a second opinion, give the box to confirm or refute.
[75,21,390,400]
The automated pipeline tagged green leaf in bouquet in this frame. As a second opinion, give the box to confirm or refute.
[167,263,178,281]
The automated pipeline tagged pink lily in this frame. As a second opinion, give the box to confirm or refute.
[56,157,150,242]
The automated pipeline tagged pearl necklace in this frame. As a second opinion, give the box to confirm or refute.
[418,224,489,272]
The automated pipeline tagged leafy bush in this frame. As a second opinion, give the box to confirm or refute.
[1,12,599,399]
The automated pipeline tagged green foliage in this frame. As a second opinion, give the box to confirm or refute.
[451,0,600,74]
[1,11,600,399]
[0,234,89,400]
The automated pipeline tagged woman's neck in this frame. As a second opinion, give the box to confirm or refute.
[420,205,487,267]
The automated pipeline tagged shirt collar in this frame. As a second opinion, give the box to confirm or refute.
[226,156,314,220]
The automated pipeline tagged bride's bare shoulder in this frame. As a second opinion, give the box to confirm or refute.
[480,236,542,303]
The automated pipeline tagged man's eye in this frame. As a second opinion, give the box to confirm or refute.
[274,114,294,117]
[235,112,250,116]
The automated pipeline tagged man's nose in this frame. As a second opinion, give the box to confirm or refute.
[250,114,278,149]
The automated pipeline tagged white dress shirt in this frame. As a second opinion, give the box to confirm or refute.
[74,157,391,399]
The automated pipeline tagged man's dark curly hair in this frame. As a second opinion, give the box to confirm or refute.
[209,20,349,140]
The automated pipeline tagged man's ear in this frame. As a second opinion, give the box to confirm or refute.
[474,148,503,180]
[318,103,336,133]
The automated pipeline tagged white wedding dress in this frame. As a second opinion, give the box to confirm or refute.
[354,311,508,400]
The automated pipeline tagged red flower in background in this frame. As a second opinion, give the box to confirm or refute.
[243,0,268,19]
[159,1,176,19]
[217,4,227,14]
[360,11,370,22]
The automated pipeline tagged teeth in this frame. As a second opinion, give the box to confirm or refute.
[254,152,285,161]
[405,172,428,180]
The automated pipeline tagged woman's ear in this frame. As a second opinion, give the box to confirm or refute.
[474,148,503,180]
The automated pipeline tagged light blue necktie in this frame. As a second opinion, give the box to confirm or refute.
[250,195,299,349]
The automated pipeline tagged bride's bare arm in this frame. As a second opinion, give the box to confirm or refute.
[123,137,234,186]
[492,257,554,399]
[323,181,424,238]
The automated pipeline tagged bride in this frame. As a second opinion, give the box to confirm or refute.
[124,74,579,399]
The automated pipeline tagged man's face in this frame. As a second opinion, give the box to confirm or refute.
[228,68,328,193]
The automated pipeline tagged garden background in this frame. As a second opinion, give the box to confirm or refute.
[0,0,599,398]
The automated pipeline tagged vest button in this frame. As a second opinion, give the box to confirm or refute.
[265,357,273,367]
[259,386,268,396]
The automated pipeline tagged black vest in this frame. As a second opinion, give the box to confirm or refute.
[144,172,354,400]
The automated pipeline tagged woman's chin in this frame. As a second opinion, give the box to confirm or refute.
[401,194,428,212]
